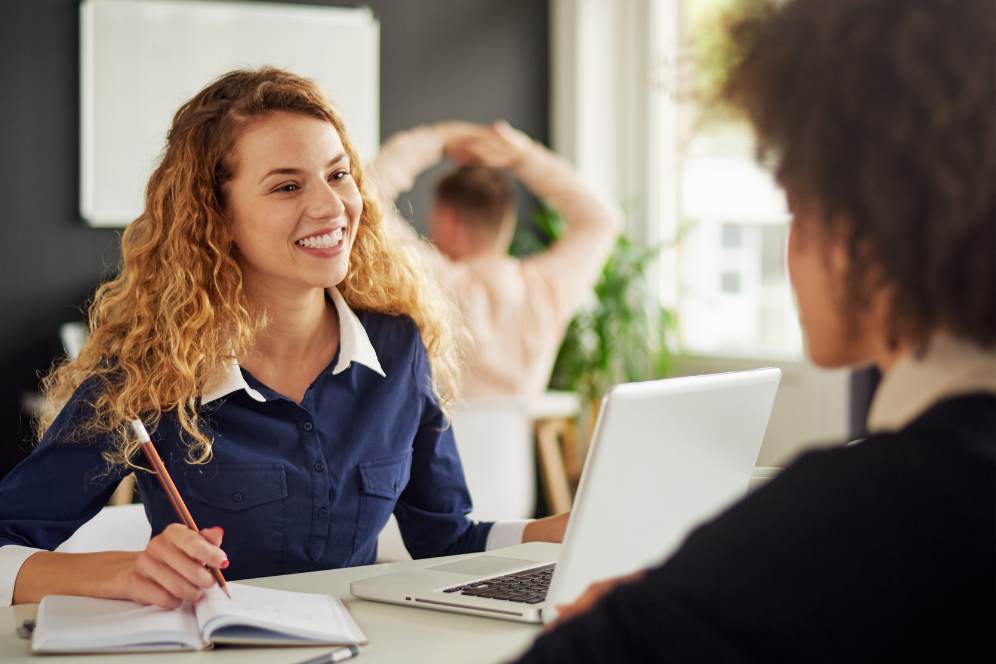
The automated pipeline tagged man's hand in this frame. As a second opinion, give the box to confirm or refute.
[548,569,646,629]
[445,121,535,170]
[434,121,485,149]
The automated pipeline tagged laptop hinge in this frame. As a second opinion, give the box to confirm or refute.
[413,598,525,617]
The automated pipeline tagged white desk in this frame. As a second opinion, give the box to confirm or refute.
[0,555,541,663]
[525,390,581,420]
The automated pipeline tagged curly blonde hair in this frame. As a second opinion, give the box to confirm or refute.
[37,67,464,469]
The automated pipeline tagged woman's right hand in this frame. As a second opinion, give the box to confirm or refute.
[107,524,228,609]
[548,569,646,629]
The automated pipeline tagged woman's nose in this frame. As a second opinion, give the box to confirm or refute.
[307,181,347,220]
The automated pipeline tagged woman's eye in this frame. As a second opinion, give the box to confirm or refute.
[274,183,300,193]
[329,170,351,182]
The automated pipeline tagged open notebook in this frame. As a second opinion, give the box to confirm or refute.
[31,583,367,654]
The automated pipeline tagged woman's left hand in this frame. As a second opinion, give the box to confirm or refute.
[522,512,570,543]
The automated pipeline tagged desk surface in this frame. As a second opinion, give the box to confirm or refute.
[0,555,540,663]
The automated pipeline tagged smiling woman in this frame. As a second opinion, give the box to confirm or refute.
[224,111,369,404]
[0,68,568,609]
[228,113,359,291]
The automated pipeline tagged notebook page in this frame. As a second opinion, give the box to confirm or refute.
[32,596,204,653]
[195,583,365,644]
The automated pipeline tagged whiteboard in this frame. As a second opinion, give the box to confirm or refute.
[80,0,380,227]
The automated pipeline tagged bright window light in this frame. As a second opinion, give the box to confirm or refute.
[654,0,803,358]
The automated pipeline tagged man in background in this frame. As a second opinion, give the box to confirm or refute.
[367,121,622,399]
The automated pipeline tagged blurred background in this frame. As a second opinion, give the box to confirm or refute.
[0,0,872,489]
[0,0,550,479]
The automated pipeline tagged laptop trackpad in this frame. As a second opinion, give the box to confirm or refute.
[428,556,534,577]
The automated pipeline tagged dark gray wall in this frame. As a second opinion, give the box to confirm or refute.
[0,0,549,478]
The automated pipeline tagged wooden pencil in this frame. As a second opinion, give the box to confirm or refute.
[130,419,231,599]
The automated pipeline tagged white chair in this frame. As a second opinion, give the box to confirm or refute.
[55,504,151,553]
[450,397,536,521]
[376,397,536,562]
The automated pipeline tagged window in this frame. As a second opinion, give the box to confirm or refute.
[720,223,742,249]
[653,0,802,357]
[720,271,740,294]
[549,0,852,459]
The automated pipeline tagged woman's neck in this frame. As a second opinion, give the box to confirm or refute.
[242,282,339,369]
[873,342,908,374]
[860,289,913,375]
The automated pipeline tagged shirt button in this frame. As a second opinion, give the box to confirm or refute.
[318,507,329,518]
[232,492,244,503]
[313,462,325,472]
[302,422,313,432]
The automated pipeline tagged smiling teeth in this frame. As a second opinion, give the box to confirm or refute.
[296,229,344,249]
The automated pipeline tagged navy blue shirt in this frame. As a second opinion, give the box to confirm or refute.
[0,305,493,581]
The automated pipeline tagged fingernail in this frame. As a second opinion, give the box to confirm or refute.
[220,559,230,569]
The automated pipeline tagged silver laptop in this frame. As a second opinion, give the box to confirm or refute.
[350,368,781,624]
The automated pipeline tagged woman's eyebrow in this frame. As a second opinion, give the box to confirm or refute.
[257,153,348,184]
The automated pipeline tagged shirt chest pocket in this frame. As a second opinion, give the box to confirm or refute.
[181,465,288,576]
[352,452,412,558]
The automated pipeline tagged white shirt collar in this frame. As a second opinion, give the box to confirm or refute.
[867,332,996,432]
[201,287,386,405]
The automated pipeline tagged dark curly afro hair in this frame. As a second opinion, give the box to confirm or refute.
[721,0,995,349]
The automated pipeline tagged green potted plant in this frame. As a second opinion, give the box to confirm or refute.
[512,203,678,469]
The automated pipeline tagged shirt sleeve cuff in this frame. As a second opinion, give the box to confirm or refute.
[485,520,532,551]
[0,545,44,607]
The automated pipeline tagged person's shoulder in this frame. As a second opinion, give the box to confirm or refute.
[826,392,995,471]
[768,393,994,513]
[55,373,114,416]
[354,310,423,358]
[902,392,995,457]
[355,309,419,338]
[354,311,432,392]
[680,395,995,578]
[39,373,116,447]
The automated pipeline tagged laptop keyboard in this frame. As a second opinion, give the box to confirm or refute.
[441,563,555,604]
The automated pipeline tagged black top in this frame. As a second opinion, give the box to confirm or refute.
[515,394,995,663]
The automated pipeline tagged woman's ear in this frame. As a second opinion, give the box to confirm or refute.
[827,223,851,282]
